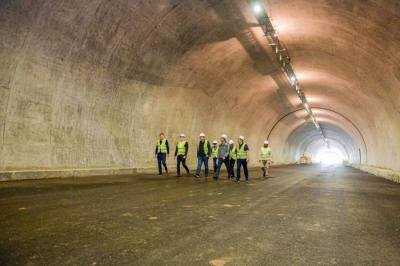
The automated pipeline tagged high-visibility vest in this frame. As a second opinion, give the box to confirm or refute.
[229,146,237,160]
[177,141,187,156]
[237,143,248,159]
[211,146,219,158]
[157,139,167,154]
[261,147,272,160]
[197,140,209,155]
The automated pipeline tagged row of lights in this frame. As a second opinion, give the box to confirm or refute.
[251,1,329,147]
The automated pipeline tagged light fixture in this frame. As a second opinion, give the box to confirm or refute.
[253,5,262,13]
[251,2,327,142]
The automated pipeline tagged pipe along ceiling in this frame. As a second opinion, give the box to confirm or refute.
[0,0,399,171]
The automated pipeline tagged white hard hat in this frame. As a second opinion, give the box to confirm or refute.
[199,133,205,137]
[221,134,227,139]
[213,140,218,144]
[180,134,185,137]
[229,140,234,145]
[239,136,244,141]
[264,140,269,144]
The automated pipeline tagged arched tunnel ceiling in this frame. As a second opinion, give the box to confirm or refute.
[0,0,399,171]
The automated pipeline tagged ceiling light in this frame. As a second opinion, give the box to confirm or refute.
[253,5,262,13]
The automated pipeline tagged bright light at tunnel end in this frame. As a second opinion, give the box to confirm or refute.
[315,150,344,165]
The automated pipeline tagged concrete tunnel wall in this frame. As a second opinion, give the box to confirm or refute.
[0,0,399,174]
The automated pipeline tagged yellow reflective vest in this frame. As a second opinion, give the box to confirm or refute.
[197,140,209,154]
[157,139,167,154]
[237,143,248,159]
[260,147,272,160]
[176,141,187,156]
[211,146,219,158]
[229,146,237,160]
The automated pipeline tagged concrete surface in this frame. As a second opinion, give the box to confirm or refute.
[0,165,190,182]
[0,161,284,182]
[0,0,399,174]
[352,164,400,183]
[1,164,399,265]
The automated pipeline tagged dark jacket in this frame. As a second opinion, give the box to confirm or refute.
[197,140,211,157]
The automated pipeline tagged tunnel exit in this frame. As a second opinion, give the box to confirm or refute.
[314,148,344,165]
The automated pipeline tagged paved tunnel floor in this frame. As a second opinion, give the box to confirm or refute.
[0,165,399,265]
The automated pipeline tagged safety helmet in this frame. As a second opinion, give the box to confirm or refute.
[213,140,218,144]
[264,140,269,144]
[221,134,227,139]
[229,140,234,145]
[239,136,244,141]
[199,133,205,137]
[180,134,185,137]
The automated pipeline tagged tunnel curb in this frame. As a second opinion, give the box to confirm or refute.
[0,162,268,181]
[0,168,137,181]
[351,164,400,183]
[0,165,199,181]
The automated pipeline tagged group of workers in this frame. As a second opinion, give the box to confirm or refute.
[155,133,274,182]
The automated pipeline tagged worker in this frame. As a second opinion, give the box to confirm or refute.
[195,133,211,178]
[174,134,190,177]
[228,140,237,179]
[235,136,250,182]
[213,134,231,179]
[154,133,169,175]
[259,140,273,178]
[211,140,219,174]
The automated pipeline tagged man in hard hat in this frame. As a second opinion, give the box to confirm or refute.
[259,140,273,178]
[174,134,190,177]
[235,136,250,182]
[228,140,237,179]
[154,133,169,176]
[211,140,219,174]
[195,133,211,178]
[213,134,231,180]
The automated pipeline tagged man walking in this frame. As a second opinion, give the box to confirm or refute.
[154,133,169,175]
[259,140,273,178]
[195,133,211,178]
[235,136,250,182]
[213,134,231,180]
[228,140,237,179]
[174,134,190,177]
[211,140,219,174]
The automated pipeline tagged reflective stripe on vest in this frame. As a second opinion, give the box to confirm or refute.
[230,146,237,160]
[212,146,219,158]
[197,140,209,155]
[177,141,187,156]
[261,147,271,160]
[237,143,248,159]
[157,139,167,153]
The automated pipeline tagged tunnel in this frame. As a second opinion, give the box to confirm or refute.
[0,0,399,265]
[0,0,400,174]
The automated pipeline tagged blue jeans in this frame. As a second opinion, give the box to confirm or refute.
[196,156,209,176]
[215,157,231,178]
[236,159,248,180]
[213,158,218,173]
[157,153,167,174]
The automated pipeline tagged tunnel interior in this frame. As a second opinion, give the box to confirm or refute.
[0,0,399,173]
